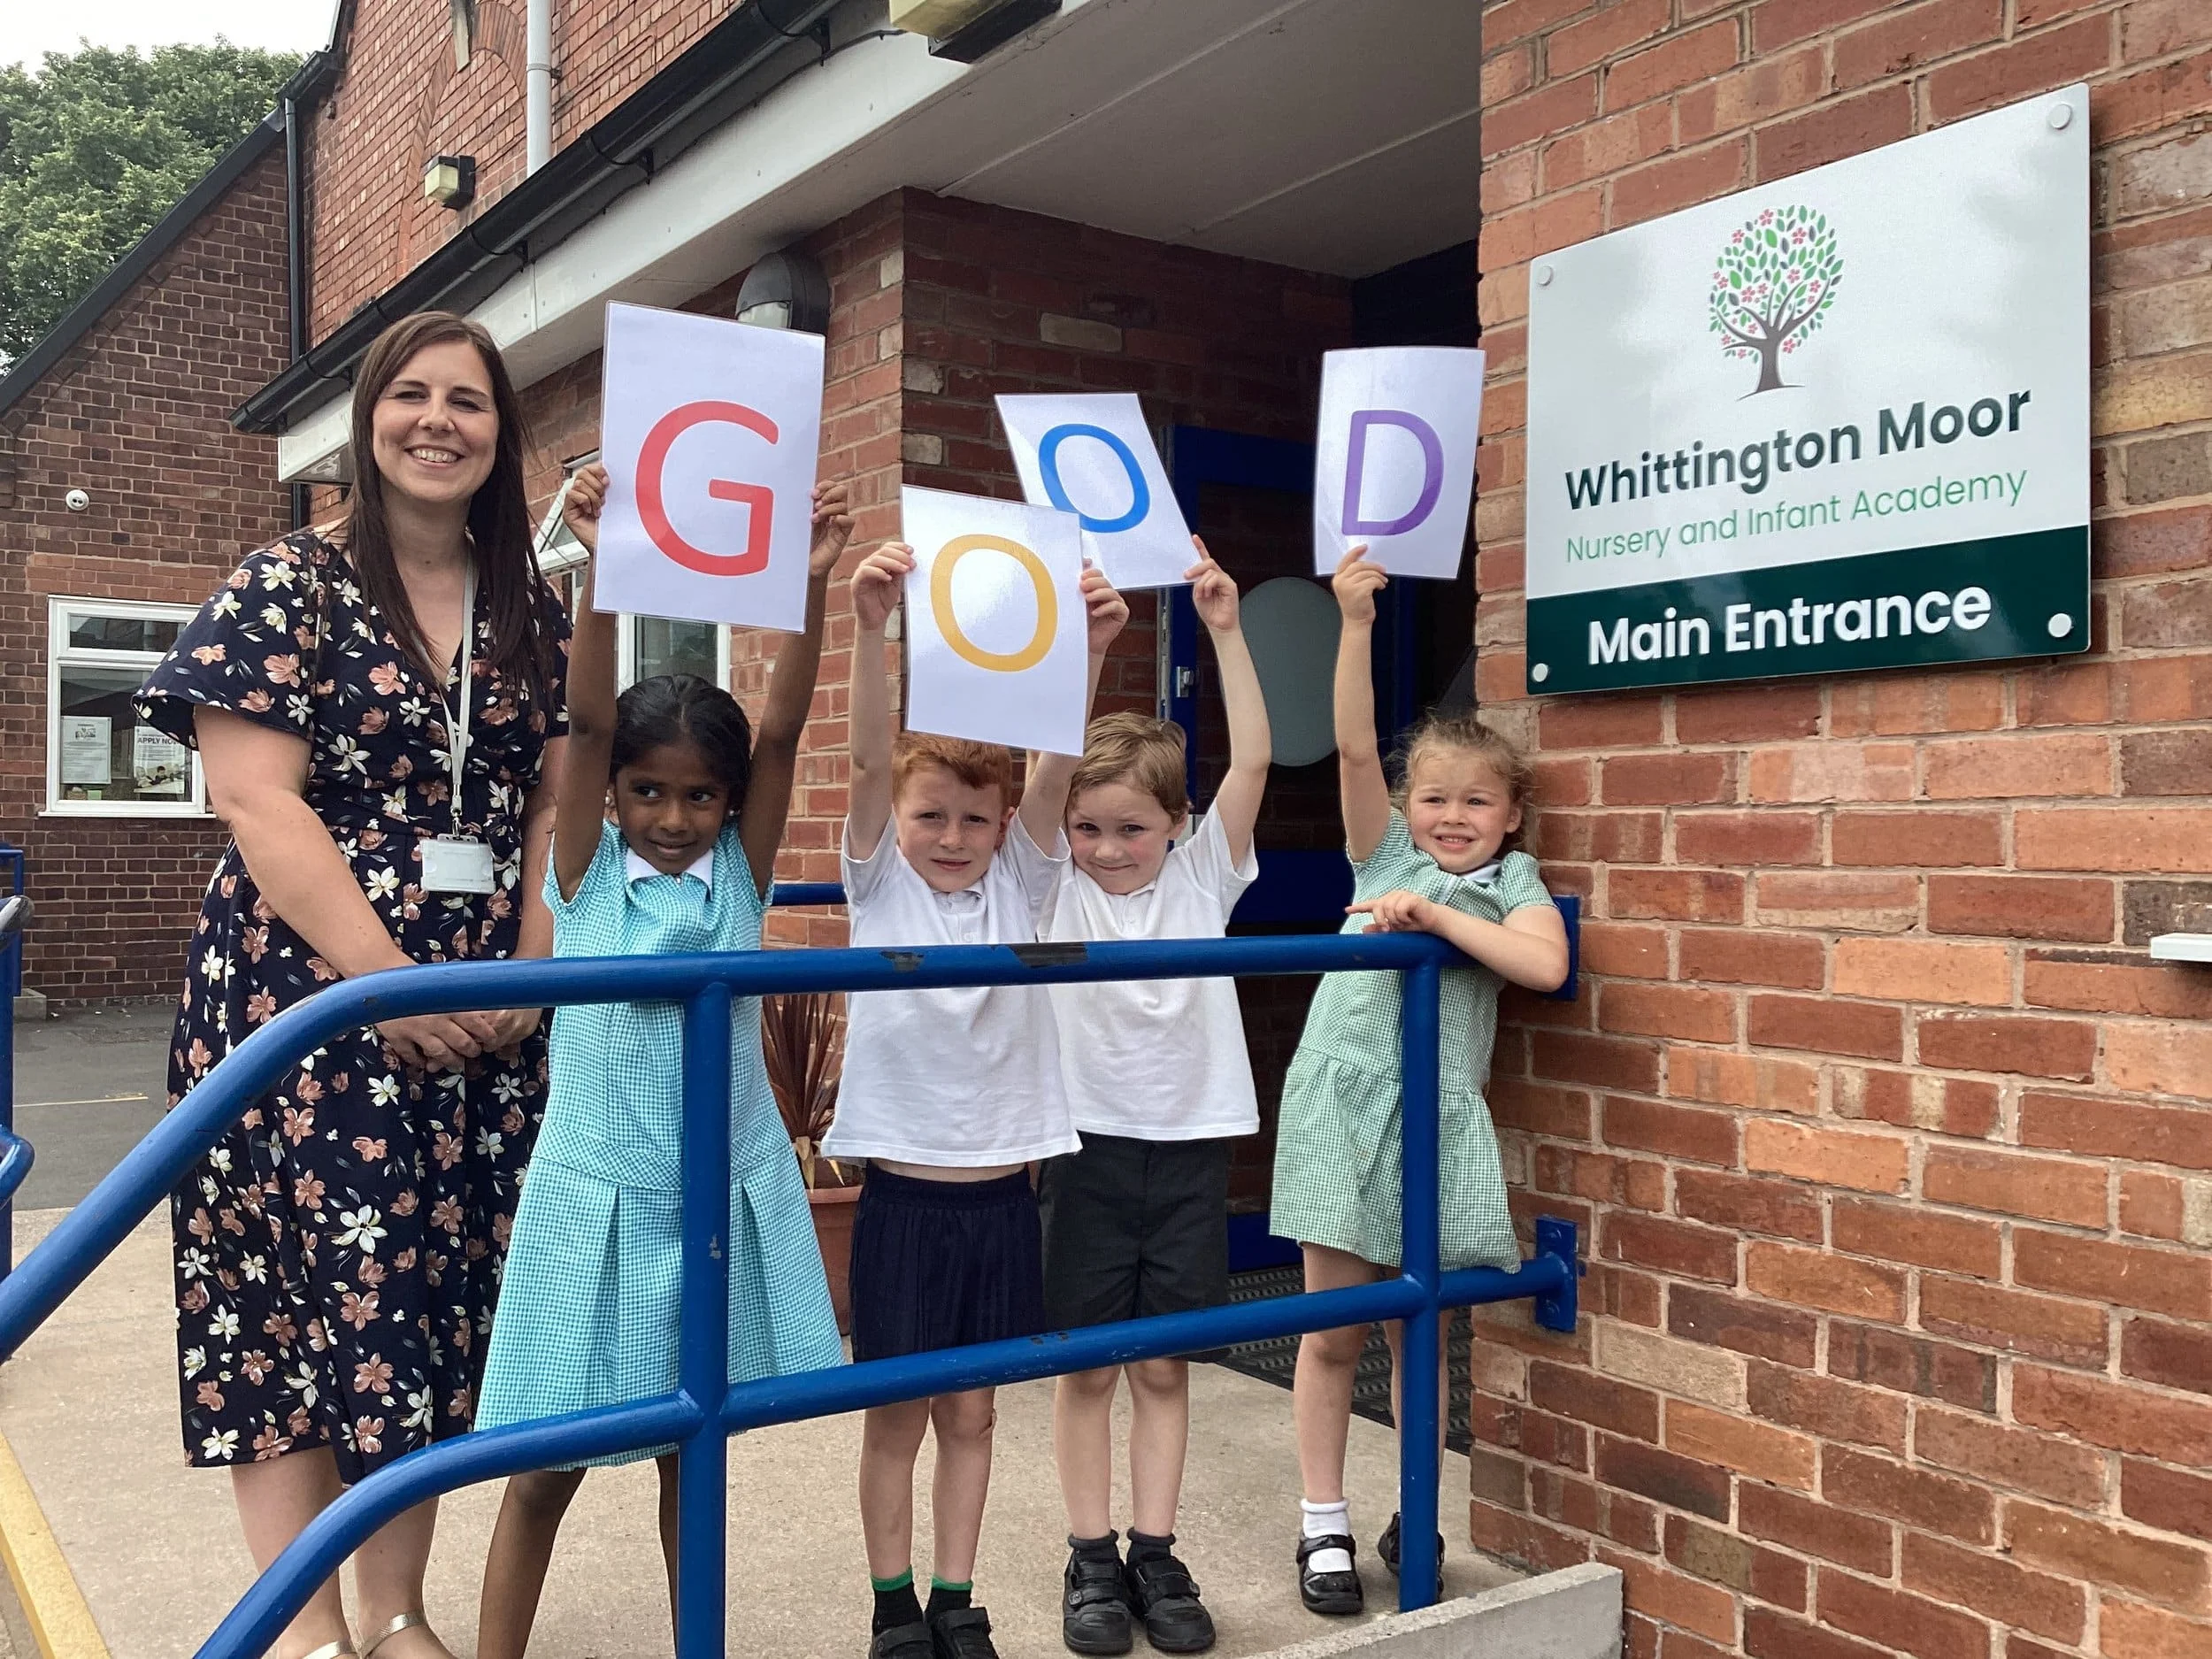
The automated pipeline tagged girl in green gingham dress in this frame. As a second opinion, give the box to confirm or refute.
[472,467,855,1656]
[1276,549,1571,1620]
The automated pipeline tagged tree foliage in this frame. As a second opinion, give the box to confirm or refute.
[0,42,303,364]
[1709,204,1843,394]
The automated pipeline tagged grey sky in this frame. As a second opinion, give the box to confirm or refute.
[5,0,334,70]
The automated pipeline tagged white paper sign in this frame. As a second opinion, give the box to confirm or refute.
[133,724,190,797]
[595,302,826,633]
[901,487,1088,757]
[1312,347,1486,580]
[997,393,1193,589]
[60,716,112,787]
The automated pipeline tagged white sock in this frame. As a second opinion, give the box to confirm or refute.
[1300,1499,1353,1575]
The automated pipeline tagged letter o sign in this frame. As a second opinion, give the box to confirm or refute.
[930,535,1059,672]
[636,400,780,576]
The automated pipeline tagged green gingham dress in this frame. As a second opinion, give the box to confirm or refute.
[1270,813,1555,1272]
[475,822,841,1463]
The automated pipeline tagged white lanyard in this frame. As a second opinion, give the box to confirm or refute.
[419,561,495,895]
[442,559,477,834]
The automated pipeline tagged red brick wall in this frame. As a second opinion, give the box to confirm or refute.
[303,0,739,337]
[0,150,294,1002]
[1475,2,2212,1655]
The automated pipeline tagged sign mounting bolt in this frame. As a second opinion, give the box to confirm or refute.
[1535,265,1555,287]
[2047,103,2073,129]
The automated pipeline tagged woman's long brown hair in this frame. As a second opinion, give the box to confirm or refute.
[342,311,557,704]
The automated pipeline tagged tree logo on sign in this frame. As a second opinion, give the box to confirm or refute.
[1709,204,1842,396]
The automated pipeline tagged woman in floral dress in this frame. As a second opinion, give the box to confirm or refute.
[137,312,569,1659]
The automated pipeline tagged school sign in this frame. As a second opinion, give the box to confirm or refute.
[1523,87,2090,695]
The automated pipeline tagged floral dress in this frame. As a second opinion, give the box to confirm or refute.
[136,529,570,1480]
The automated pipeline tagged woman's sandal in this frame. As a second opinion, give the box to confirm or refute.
[1295,1533,1363,1616]
[357,1613,430,1659]
[296,1642,357,1659]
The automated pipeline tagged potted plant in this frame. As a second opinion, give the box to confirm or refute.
[763,990,859,1333]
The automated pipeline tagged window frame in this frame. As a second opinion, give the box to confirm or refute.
[44,595,211,818]
[532,461,731,693]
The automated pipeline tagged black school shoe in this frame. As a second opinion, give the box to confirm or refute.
[871,1621,934,1659]
[1064,1538,1134,1655]
[1295,1533,1363,1616]
[1376,1512,1446,1599]
[1124,1540,1216,1653]
[930,1604,1001,1659]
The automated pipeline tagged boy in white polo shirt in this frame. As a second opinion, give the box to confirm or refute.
[1038,541,1271,1656]
[824,538,1127,1659]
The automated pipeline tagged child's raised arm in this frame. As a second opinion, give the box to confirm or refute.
[847,541,914,862]
[1187,538,1270,866]
[1331,547,1392,864]
[738,481,856,895]
[1018,567,1128,849]
[552,465,615,903]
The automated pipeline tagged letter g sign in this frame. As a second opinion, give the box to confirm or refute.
[635,400,780,576]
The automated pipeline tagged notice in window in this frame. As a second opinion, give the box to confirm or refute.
[134,725,190,797]
[60,715,114,787]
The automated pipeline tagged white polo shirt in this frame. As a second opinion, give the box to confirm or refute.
[822,814,1078,1166]
[1041,811,1261,1141]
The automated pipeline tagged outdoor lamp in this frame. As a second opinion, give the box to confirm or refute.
[735,249,832,334]
[423,154,478,211]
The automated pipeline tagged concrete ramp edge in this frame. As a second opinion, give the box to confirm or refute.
[1253,1563,1624,1659]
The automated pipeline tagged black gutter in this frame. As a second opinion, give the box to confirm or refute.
[233,0,843,439]
[284,81,317,526]
[0,50,336,424]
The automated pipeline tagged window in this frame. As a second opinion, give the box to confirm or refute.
[46,598,207,816]
[534,459,731,693]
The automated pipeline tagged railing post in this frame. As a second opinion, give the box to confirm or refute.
[676,987,733,1659]
[1395,956,1443,1613]
[1,845,27,1284]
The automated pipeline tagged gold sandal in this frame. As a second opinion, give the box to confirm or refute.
[357,1613,428,1659]
[296,1642,357,1659]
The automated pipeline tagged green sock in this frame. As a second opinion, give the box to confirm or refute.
[927,1578,973,1618]
[872,1570,920,1633]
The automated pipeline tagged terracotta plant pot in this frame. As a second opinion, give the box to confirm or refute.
[807,1179,862,1335]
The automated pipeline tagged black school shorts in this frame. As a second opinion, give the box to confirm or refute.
[1038,1133,1232,1333]
[848,1165,1046,1363]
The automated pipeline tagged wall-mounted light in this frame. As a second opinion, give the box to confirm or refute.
[423,154,478,211]
[735,248,832,335]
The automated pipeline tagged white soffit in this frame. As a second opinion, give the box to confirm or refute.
[278,0,1479,476]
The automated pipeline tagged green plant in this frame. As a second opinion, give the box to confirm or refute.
[762,991,850,1188]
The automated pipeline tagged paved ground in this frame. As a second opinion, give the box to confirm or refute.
[4,1205,1512,1659]
[9,1004,171,1213]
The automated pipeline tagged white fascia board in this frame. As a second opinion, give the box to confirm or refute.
[277,392,354,483]
[275,21,980,479]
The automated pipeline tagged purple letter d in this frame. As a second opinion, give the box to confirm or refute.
[1342,410,1444,537]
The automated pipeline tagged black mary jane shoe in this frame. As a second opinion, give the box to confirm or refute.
[930,1605,1002,1659]
[1376,1511,1446,1599]
[871,1621,935,1659]
[1125,1543,1217,1653]
[1064,1541,1134,1655]
[1296,1533,1363,1616]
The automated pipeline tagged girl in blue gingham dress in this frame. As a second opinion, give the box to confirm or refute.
[473,466,854,1656]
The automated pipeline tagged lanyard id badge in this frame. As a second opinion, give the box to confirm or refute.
[420,561,495,895]
[421,834,495,893]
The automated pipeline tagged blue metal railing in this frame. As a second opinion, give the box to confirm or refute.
[0,842,30,1279]
[0,925,1581,1659]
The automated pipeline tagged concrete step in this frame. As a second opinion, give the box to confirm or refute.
[3,1209,1531,1658]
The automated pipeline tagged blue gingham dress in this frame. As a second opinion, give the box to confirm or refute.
[476,821,842,1463]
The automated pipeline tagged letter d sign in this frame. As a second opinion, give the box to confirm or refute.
[635,399,780,575]
[1312,346,1484,580]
